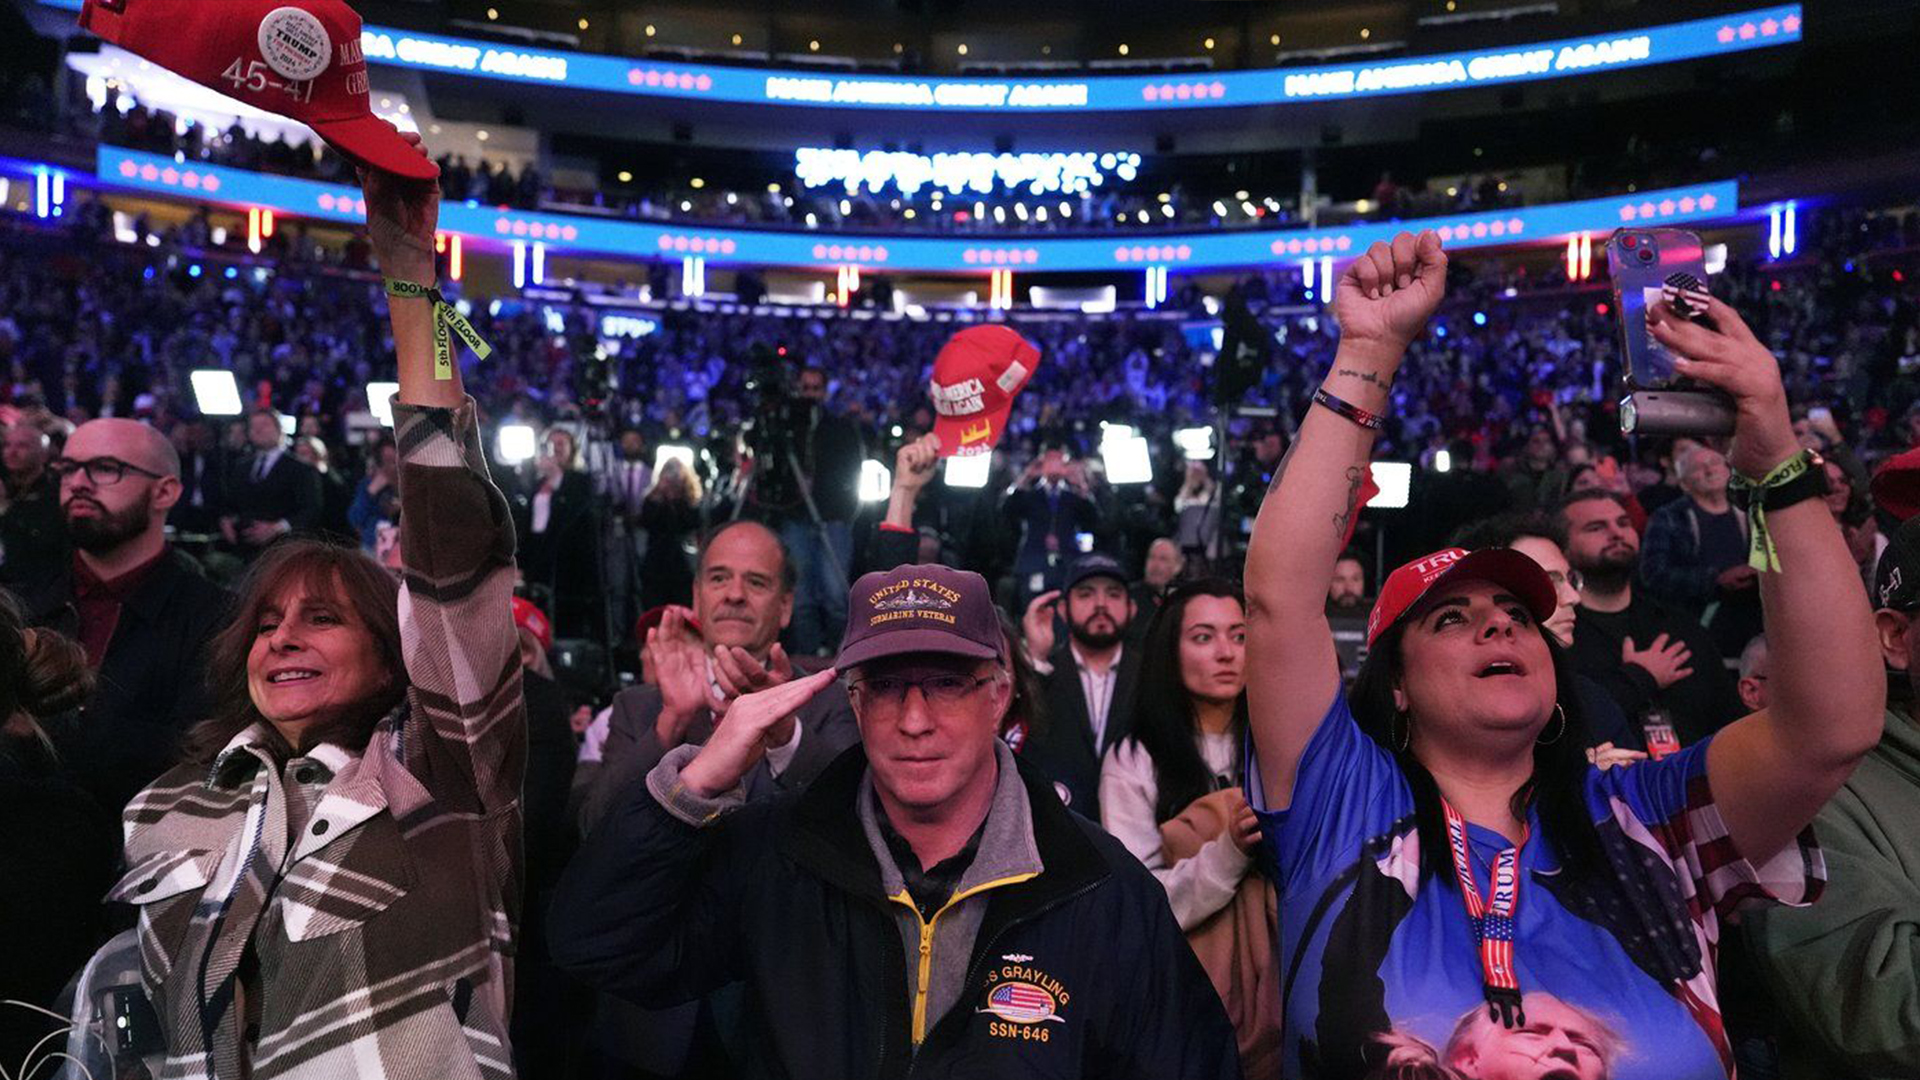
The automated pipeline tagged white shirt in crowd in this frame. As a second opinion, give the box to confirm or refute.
[1072,642,1123,750]
[1098,731,1248,932]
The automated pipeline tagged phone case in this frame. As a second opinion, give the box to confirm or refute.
[1607,228,1709,388]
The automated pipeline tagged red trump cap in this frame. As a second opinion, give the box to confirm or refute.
[1365,547,1558,648]
[928,326,1039,459]
[510,596,553,652]
[80,0,437,181]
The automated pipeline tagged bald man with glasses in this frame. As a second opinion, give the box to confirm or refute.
[21,419,230,812]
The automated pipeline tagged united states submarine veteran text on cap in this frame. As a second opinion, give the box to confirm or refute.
[835,564,1007,670]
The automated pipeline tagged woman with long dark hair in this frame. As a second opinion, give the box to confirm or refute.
[1244,230,1883,1079]
[1099,578,1277,1074]
[108,135,526,1079]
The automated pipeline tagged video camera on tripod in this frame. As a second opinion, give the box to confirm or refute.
[741,343,814,511]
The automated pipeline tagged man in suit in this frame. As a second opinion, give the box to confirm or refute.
[575,519,858,1079]
[1020,552,1141,817]
[221,407,321,558]
[1001,439,1102,609]
[27,419,230,813]
[595,426,654,644]
[165,419,225,536]
[511,425,601,640]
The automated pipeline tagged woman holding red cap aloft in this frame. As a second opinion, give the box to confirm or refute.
[1242,229,1883,1080]
[107,135,527,1080]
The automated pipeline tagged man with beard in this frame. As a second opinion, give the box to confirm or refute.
[23,418,230,812]
[1022,552,1141,816]
[1558,491,1742,756]
[1327,549,1372,685]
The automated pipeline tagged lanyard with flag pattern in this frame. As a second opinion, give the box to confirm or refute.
[384,278,492,380]
[1442,797,1529,1029]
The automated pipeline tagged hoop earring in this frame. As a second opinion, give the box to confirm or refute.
[1537,703,1567,746]
[1391,711,1412,753]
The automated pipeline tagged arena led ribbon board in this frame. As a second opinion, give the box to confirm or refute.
[48,0,1801,113]
[96,145,1741,276]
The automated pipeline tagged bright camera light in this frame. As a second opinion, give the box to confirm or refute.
[278,414,297,437]
[1102,433,1154,485]
[1433,449,1452,474]
[944,453,993,489]
[497,424,538,465]
[365,382,399,428]
[1367,462,1412,509]
[190,370,243,416]
[653,444,695,476]
[859,459,892,502]
[1174,427,1215,461]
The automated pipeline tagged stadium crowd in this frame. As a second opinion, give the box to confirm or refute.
[2,160,1920,1077]
[82,94,1707,238]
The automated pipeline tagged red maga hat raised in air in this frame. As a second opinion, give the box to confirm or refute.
[80,0,437,181]
[1365,547,1558,648]
[928,326,1039,458]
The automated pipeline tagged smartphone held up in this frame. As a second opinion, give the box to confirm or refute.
[1607,227,1737,438]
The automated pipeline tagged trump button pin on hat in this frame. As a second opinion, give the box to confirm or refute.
[80,0,438,180]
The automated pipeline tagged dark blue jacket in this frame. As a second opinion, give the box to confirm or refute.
[549,745,1242,1080]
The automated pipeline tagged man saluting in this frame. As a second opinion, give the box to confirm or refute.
[551,562,1240,1079]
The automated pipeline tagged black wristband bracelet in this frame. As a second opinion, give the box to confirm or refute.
[1729,451,1830,512]
[1312,387,1387,432]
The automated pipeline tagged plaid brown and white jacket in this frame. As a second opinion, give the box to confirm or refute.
[111,400,525,1080]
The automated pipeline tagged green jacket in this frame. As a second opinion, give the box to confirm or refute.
[1746,708,1920,1078]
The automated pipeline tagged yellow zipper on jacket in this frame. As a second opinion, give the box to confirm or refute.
[888,871,1038,1045]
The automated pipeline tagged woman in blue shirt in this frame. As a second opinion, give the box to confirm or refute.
[1242,229,1883,1080]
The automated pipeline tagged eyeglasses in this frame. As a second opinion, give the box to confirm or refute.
[50,456,166,487]
[1545,568,1585,592]
[849,673,999,714]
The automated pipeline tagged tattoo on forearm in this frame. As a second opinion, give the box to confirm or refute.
[1335,368,1388,390]
[1331,465,1366,539]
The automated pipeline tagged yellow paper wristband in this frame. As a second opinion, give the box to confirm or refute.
[1730,451,1815,572]
[384,279,492,380]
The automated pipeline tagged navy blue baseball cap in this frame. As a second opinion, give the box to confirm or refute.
[1064,553,1128,591]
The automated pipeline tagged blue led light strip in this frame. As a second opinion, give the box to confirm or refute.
[47,0,1799,113]
[96,146,1740,275]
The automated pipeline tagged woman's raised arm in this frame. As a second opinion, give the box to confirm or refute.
[364,132,467,411]
[1245,230,1447,809]
[360,134,523,814]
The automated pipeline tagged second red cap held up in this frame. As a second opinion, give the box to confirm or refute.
[928,326,1040,459]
